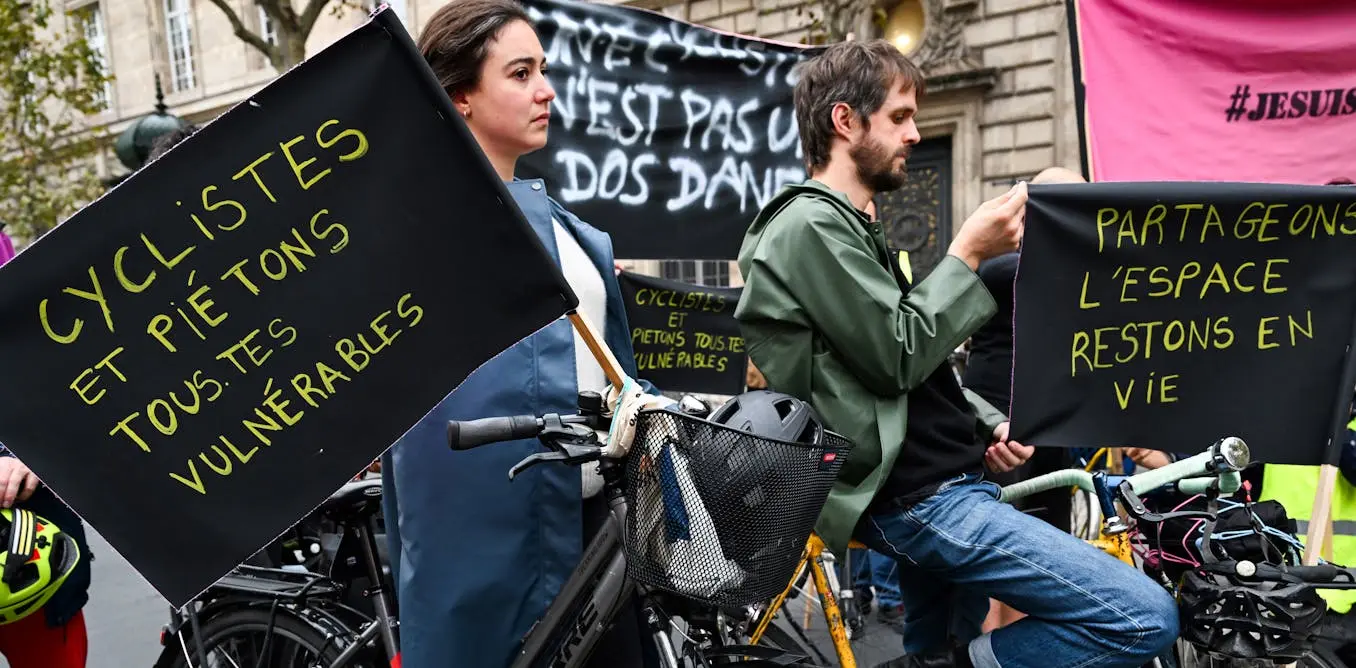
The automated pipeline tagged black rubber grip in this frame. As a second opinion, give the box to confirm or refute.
[1284,564,1342,583]
[447,416,541,450]
[1256,562,1342,583]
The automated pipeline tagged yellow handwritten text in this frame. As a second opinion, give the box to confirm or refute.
[167,293,422,494]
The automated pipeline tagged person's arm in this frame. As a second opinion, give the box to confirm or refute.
[1340,429,1356,487]
[0,443,40,508]
[745,200,998,398]
[964,388,1007,442]
[1124,448,1175,470]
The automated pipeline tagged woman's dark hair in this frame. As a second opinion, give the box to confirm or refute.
[147,123,201,162]
[418,0,533,99]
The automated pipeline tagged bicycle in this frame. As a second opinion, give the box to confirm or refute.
[439,390,860,667]
[741,534,871,668]
[155,388,851,668]
[737,437,1351,668]
[153,475,400,667]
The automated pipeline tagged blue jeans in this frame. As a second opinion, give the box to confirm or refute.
[856,474,1179,668]
[847,547,903,608]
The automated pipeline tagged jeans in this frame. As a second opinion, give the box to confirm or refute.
[847,547,903,609]
[855,473,1179,668]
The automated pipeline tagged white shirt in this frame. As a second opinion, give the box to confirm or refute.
[553,219,608,498]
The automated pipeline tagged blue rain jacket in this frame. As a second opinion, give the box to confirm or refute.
[382,179,655,667]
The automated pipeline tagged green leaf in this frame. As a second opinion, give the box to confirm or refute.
[0,0,113,239]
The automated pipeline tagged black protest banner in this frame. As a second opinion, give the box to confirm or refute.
[1010,182,1356,466]
[0,9,577,607]
[518,0,816,261]
[619,271,745,395]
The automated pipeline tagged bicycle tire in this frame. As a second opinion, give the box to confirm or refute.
[1175,640,1346,668]
[157,605,377,668]
[1299,645,1348,668]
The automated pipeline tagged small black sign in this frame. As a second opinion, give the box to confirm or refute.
[619,271,745,395]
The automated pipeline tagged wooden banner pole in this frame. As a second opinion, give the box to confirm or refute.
[568,310,626,390]
[1303,312,1356,565]
[1304,465,1339,565]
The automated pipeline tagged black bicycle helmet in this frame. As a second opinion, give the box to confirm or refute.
[1176,560,1327,662]
[708,390,825,445]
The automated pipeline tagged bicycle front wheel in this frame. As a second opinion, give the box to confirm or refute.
[158,606,378,668]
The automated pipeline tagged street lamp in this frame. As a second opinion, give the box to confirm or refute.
[113,73,188,173]
[882,0,924,55]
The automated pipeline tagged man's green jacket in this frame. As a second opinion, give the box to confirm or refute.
[735,179,1008,554]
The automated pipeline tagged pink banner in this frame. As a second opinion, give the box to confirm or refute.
[0,230,14,268]
[1074,0,1356,184]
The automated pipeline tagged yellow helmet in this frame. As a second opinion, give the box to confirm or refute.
[0,508,81,625]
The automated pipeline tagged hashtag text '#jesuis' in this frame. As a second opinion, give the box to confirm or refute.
[1224,83,1356,122]
[1225,84,1250,122]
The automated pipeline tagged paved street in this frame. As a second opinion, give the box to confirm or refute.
[0,523,902,668]
[778,588,905,668]
[80,528,172,668]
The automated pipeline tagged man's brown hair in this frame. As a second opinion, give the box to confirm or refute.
[792,40,925,174]
[418,0,533,100]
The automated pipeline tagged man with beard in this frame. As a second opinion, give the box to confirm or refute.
[734,40,1179,668]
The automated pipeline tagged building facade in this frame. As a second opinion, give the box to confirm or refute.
[72,0,1079,281]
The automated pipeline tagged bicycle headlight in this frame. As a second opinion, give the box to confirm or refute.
[1214,437,1250,472]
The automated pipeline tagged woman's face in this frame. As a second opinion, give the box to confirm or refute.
[454,19,555,161]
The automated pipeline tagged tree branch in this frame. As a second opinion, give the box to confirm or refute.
[205,0,281,68]
[297,0,334,39]
[258,0,299,33]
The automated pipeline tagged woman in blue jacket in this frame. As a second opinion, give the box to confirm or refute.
[380,1,661,666]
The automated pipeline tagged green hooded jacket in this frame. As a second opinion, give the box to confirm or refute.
[735,179,1008,554]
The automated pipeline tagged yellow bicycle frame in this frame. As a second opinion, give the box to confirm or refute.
[751,534,859,668]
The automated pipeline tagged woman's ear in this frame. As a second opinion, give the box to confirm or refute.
[452,90,472,119]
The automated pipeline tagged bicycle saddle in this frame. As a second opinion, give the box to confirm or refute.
[321,478,383,522]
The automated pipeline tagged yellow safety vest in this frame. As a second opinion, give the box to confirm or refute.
[896,251,914,284]
[1260,435,1356,613]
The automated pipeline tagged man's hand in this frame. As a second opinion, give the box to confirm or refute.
[984,421,1034,474]
[0,458,40,508]
[948,181,1028,271]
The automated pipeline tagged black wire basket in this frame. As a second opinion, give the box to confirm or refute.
[621,408,853,607]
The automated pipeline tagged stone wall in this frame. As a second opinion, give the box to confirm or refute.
[89,0,1079,247]
[966,0,1080,198]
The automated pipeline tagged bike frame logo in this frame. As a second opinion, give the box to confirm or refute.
[551,600,600,667]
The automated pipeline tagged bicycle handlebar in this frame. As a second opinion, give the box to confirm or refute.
[445,403,606,479]
[447,415,546,450]
[999,437,1250,503]
[1254,562,1342,583]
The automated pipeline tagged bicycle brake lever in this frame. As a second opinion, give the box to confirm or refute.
[508,452,563,479]
[1117,481,1161,522]
[1117,480,1218,525]
[536,415,597,453]
[508,443,604,480]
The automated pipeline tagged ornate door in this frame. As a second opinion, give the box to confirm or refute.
[874,135,953,282]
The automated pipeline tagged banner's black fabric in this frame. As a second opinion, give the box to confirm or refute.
[518,0,817,260]
[0,10,575,607]
[1010,182,1356,466]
